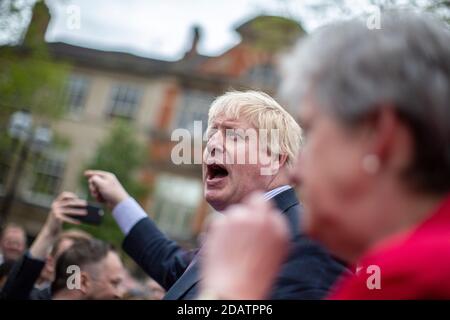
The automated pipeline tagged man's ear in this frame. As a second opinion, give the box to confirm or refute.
[79,272,90,295]
[278,154,288,168]
[262,153,288,176]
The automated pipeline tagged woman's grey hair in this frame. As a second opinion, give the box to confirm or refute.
[281,11,450,193]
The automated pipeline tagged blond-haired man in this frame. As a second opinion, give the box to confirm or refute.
[85,90,347,300]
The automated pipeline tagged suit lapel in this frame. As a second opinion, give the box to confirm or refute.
[271,188,298,213]
[163,259,199,300]
[271,188,302,238]
[163,188,300,300]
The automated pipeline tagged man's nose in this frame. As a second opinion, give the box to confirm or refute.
[206,130,224,159]
[115,286,125,299]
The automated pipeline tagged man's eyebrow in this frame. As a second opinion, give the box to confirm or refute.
[215,120,240,129]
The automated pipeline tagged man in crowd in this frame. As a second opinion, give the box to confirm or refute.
[51,238,125,300]
[32,229,92,293]
[0,223,27,265]
[0,260,14,289]
[1,192,125,300]
[85,90,348,300]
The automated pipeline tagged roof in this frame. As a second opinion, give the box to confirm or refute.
[48,42,173,76]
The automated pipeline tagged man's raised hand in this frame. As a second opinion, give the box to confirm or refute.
[84,170,129,209]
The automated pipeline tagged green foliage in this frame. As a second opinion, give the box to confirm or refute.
[305,0,450,26]
[0,50,69,118]
[242,16,305,53]
[0,0,69,153]
[76,120,150,249]
[426,0,450,25]
[0,0,35,45]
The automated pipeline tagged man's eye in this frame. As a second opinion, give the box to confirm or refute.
[111,279,121,288]
[226,130,243,139]
[206,128,217,140]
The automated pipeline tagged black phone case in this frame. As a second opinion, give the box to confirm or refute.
[69,203,104,225]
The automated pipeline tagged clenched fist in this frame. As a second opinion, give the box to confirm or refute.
[84,170,130,209]
[200,193,290,300]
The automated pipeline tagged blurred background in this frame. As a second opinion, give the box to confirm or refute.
[0,0,448,258]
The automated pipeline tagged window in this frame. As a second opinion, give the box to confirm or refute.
[23,149,66,206]
[151,174,202,240]
[174,90,215,133]
[66,74,89,115]
[247,64,279,89]
[107,84,142,119]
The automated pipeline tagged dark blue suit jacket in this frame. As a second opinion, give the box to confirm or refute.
[0,253,51,300]
[123,188,348,299]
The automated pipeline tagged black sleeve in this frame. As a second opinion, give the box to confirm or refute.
[0,252,46,300]
[269,236,349,300]
[122,217,197,290]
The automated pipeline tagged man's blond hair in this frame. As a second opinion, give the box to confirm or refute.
[207,90,302,167]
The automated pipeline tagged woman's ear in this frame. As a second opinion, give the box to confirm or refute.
[369,107,414,173]
[371,107,397,161]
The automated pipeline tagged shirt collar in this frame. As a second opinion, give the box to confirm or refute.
[263,185,292,201]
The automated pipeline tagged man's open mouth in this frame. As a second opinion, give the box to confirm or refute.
[206,163,229,181]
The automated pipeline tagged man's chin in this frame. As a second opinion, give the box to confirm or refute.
[205,189,228,211]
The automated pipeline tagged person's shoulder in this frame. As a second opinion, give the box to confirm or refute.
[30,287,52,300]
[361,233,450,290]
[371,232,450,265]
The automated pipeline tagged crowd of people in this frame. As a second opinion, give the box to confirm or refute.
[0,193,166,300]
[1,11,449,300]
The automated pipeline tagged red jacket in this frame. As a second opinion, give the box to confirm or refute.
[329,194,450,299]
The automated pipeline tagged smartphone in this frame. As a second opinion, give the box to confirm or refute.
[69,202,104,225]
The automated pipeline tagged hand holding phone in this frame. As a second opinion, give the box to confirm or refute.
[69,202,104,225]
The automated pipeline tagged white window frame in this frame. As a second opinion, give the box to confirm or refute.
[107,83,142,119]
[174,89,214,133]
[66,74,90,116]
[151,174,202,240]
[22,149,66,207]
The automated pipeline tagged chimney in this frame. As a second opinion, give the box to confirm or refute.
[23,0,51,48]
[185,25,202,58]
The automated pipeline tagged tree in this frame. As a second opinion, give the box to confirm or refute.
[427,0,450,24]
[240,15,306,53]
[0,0,35,45]
[75,120,150,249]
[302,0,449,26]
[0,0,70,227]
[0,0,69,151]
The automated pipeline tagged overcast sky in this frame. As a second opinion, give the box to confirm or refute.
[44,0,377,61]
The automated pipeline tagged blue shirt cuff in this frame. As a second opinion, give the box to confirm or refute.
[112,197,148,235]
